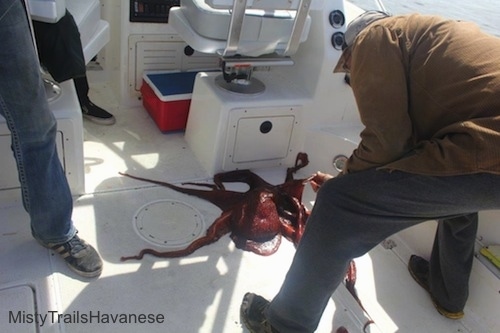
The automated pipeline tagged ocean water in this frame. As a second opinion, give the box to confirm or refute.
[349,0,499,37]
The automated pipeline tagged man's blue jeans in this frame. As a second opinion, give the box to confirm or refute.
[267,169,500,332]
[0,0,76,244]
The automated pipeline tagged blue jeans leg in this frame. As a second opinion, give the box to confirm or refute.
[267,169,500,332]
[0,0,76,244]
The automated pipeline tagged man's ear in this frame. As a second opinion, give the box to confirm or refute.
[344,74,351,86]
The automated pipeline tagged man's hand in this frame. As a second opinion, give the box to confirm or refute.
[310,171,334,192]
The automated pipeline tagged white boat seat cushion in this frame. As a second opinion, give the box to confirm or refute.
[28,0,67,23]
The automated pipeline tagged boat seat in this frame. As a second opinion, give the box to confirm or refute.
[28,0,66,23]
[170,0,311,93]
[169,0,312,57]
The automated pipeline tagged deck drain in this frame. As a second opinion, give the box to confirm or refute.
[133,200,205,249]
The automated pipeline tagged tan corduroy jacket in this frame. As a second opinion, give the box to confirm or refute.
[335,14,500,176]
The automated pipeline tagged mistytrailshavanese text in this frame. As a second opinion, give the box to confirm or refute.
[9,310,165,327]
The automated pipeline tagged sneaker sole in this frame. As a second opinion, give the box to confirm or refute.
[66,263,102,278]
[83,114,116,125]
[37,239,102,279]
[240,293,258,333]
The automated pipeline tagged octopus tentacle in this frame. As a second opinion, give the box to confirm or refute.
[120,211,233,261]
[119,172,245,211]
[285,152,309,181]
[213,169,272,190]
[231,233,282,256]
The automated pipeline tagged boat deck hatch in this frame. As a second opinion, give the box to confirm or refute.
[0,285,37,333]
[133,199,206,249]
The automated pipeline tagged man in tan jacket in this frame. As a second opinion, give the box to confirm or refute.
[240,11,500,333]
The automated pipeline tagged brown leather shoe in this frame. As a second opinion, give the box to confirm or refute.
[408,255,464,319]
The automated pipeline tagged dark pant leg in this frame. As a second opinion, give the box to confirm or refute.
[33,10,90,106]
[429,214,478,312]
[73,76,90,106]
[266,170,500,333]
[33,10,86,82]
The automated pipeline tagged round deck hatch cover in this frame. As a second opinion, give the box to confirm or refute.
[133,200,205,249]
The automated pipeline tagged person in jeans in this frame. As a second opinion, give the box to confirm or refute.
[0,0,102,278]
[240,11,500,332]
[33,9,115,125]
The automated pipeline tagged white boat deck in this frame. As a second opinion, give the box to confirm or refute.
[0,81,495,333]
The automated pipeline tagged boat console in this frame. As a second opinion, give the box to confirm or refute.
[167,0,362,175]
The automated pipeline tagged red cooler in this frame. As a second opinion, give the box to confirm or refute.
[141,71,198,132]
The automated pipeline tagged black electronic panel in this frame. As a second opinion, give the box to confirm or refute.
[130,0,180,23]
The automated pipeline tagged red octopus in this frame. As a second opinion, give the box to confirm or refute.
[120,152,312,260]
[119,152,372,328]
